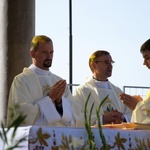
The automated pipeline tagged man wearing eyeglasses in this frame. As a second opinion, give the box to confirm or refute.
[73,50,132,126]
[120,39,150,124]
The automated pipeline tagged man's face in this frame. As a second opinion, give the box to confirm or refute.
[142,50,150,69]
[31,42,54,70]
[92,54,114,80]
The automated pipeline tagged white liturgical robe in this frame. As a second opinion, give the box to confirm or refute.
[7,65,75,127]
[131,90,150,124]
[73,77,132,126]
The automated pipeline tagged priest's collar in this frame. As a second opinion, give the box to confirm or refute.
[29,64,50,76]
[93,76,110,89]
[93,76,108,82]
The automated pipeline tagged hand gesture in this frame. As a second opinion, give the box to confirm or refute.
[103,110,125,124]
[119,93,142,110]
[49,79,66,104]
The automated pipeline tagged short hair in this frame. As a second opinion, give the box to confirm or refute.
[140,39,150,53]
[30,35,53,51]
[89,50,110,72]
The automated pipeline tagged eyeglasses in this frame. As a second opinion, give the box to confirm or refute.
[95,60,115,65]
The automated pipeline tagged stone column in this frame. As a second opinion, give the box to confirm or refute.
[0,0,35,124]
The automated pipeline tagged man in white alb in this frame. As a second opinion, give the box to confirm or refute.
[7,35,75,127]
[73,50,132,126]
[120,39,150,124]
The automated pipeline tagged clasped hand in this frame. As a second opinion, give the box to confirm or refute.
[103,110,125,124]
[48,79,66,104]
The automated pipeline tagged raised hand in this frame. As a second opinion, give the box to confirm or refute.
[119,93,142,110]
[49,79,66,104]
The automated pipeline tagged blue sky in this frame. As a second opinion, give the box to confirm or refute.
[36,0,150,94]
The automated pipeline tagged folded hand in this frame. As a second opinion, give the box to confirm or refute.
[49,79,66,104]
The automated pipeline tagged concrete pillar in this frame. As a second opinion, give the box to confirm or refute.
[0,0,35,124]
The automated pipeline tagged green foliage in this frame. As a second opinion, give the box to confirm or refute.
[84,92,96,149]
[0,104,27,150]
[96,95,109,150]
[84,92,108,150]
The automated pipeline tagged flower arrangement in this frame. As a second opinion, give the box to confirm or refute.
[84,92,108,150]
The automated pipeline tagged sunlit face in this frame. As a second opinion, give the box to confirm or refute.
[31,41,54,70]
[142,50,150,69]
[92,54,114,81]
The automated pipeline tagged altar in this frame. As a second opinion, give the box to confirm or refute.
[0,124,150,150]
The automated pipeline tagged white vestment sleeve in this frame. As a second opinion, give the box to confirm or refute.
[7,73,43,126]
[131,100,150,123]
[37,96,61,125]
[131,90,150,124]
[60,97,75,126]
[37,96,75,126]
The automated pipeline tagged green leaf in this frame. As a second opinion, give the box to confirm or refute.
[0,114,27,149]
[84,92,109,150]
[96,95,109,149]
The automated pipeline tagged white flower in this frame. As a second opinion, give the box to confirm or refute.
[69,137,85,149]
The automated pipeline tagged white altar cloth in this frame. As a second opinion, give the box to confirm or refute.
[0,125,150,149]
